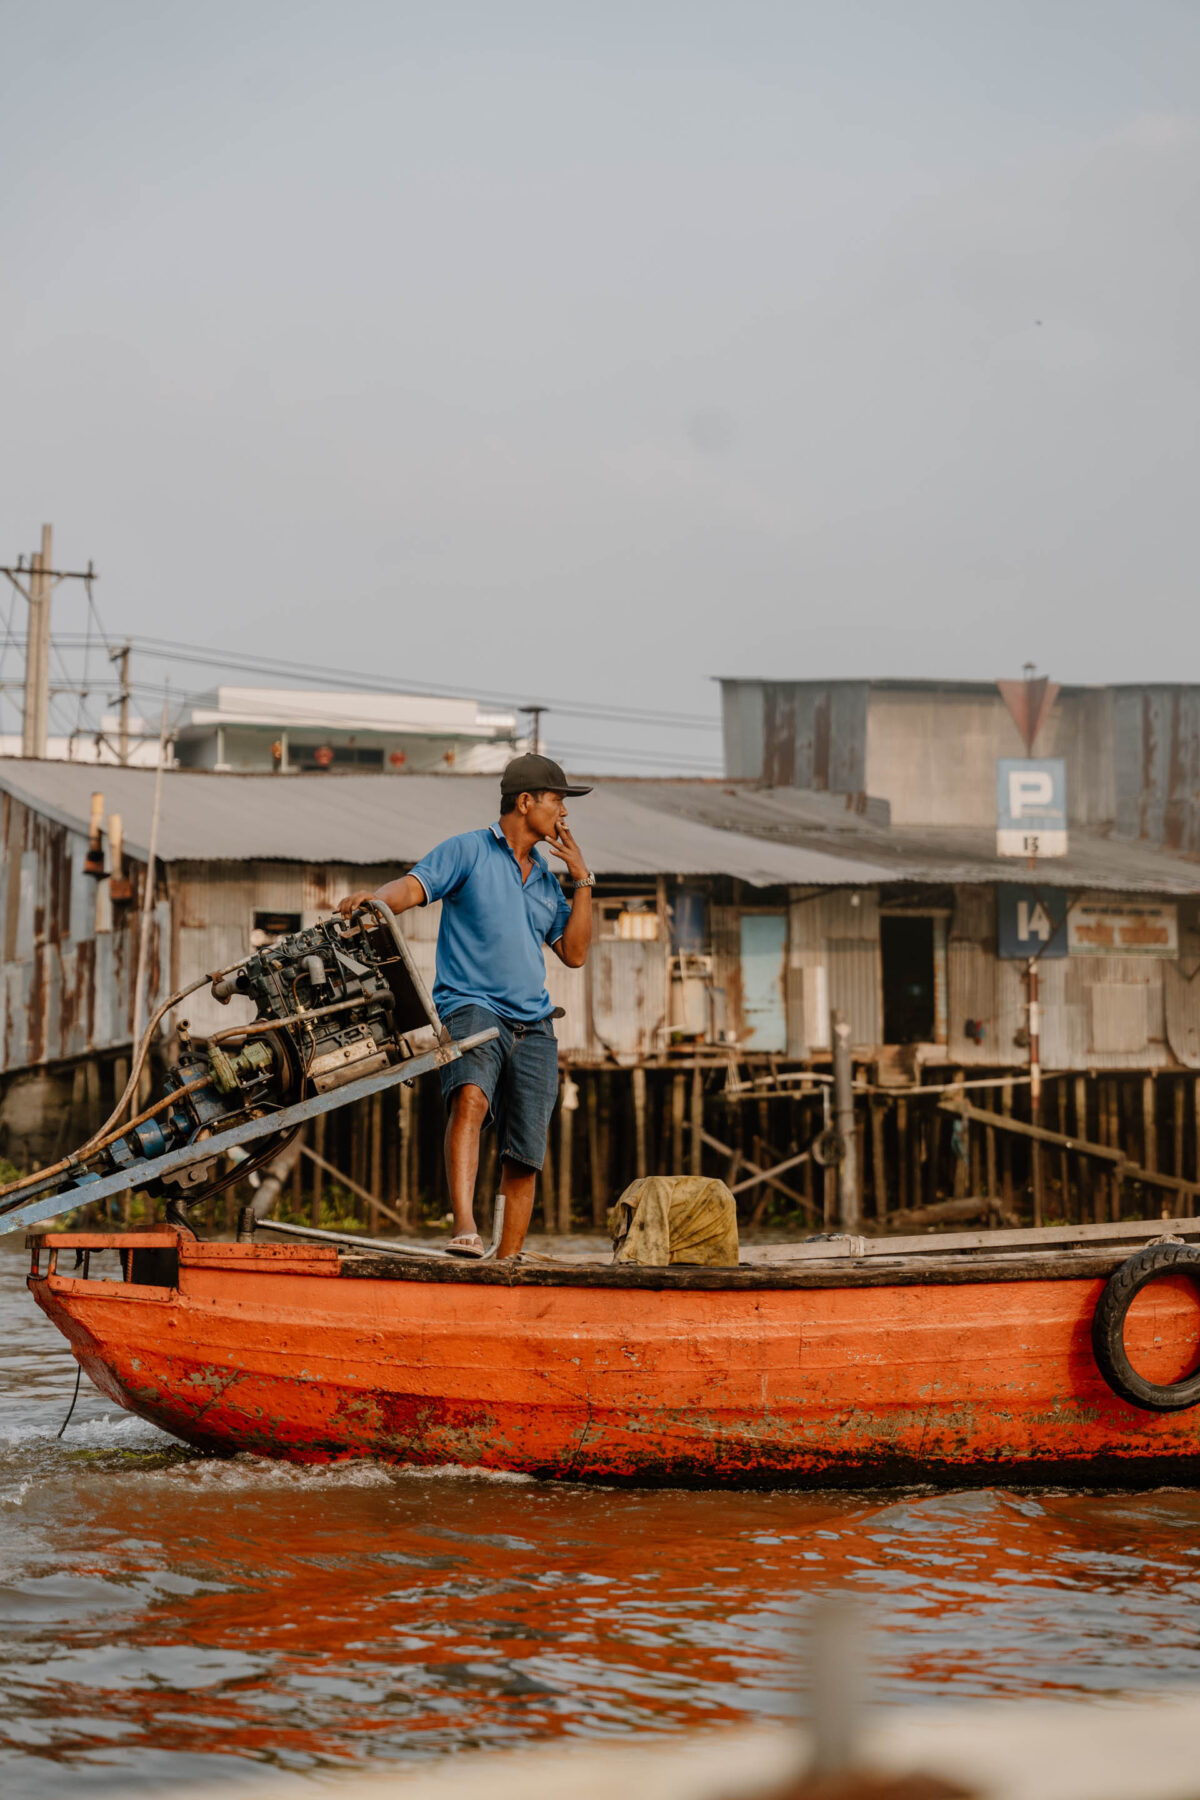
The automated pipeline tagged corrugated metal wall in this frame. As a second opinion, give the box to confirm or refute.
[1114,686,1200,852]
[0,792,167,1071]
[718,681,870,792]
[4,814,1195,1077]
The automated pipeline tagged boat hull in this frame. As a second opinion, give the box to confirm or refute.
[28,1234,1200,1486]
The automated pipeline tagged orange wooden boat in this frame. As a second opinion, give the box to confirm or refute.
[26,1215,1200,1486]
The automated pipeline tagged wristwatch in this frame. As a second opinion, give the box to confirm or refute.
[572,872,595,890]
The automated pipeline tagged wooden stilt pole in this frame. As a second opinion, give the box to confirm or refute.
[1031,1082,1044,1229]
[896,1097,909,1213]
[541,1119,556,1232]
[1001,1079,1014,1212]
[1143,1074,1158,1176]
[1057,1081,1070,1222]
[689,1065,703,1176]
[1075,1075,1093,1222]
[312,1111,325,1227]
[672,1072,686,1174]
[557,1071,575,1233]
[398,1083,412,1229]
[871,1098,887,1220]
[587,1073,604,1229]
[369,1094,382,1235]
[633,1066,647,1178]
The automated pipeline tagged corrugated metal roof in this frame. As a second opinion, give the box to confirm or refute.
[0,763,894,889]
[632,782,1200,895]
[2,762,1198,894]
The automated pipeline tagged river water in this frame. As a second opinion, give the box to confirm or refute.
[4,1241,1200,1798]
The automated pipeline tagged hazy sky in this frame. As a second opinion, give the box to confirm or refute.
[2,2,1197,772]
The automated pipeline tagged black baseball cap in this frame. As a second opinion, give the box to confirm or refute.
[500,752,592,797]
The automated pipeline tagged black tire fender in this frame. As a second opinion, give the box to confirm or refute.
[1091,1241,1200,1413]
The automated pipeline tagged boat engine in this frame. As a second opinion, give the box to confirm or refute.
[88,902,441,1210]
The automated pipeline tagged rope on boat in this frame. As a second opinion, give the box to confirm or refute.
[56,1363,82,1439]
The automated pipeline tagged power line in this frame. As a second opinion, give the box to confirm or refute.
[64,633,721,733]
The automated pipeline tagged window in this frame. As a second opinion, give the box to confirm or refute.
[252,910,301,947]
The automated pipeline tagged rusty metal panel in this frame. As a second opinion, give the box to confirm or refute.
[757,682,869,792]
[1165,962,1200,1068]
[543,952,589,1059]
[948,942,995,1066]
[826,941,880,1048]
[720,680,765,779]
[948,931,1027,1068]
[1089,983,1149,1055]
[1115,687,1200,852]
[1050,955,1167,1069]
[820,889,879,1049]
[787,894,822,1055]
[590,941,667,1062]
[710,905,742,1044]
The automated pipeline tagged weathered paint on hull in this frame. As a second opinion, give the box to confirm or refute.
[29,1237,1200,1486]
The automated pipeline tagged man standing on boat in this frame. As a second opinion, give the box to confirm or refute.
[336,753,594,1261]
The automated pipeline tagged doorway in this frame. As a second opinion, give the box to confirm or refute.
[739,913,788,1052]
[881,915,935,1044]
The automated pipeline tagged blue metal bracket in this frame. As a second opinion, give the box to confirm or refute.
[1,1027,499,1237]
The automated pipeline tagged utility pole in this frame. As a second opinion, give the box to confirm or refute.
[21,525,52,759]
[520,704,547,754]
[110,643,132,764]
[1,527,98,761]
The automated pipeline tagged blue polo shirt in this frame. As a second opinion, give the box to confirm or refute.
[409,823,573,1025]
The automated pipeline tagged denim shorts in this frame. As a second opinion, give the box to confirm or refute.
[440,1004,559,1172]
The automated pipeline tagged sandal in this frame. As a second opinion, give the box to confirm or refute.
[447,1233,485,1259]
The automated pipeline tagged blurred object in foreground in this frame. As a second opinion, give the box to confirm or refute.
[170,1689,1200,1800]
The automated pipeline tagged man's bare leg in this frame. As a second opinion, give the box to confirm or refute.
[496,1158,537,1259]
[444,1085,488,1239]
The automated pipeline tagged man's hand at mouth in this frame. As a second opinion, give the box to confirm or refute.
[543,823,590,883]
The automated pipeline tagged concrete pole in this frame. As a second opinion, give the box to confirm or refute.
[831,1009,860,1232]
[22,524,52,759]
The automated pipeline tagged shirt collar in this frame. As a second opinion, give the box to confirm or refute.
[490,821,547,872]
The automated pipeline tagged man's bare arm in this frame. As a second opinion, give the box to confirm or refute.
[544,822,592,969]
[551,884,592,968]
[335,874,427,918]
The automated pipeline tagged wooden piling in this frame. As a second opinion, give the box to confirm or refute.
[369,1094,382,1235]
[1056,1082,1070,1221]
[671,1073,686,1175]
[311,1112,325,1227]
[689,1065,703,1176]
[1001,1079,1014,1211]
[1031,1082,1044,1229]
[557,1072,574,1233]
[398,1083,412,1229]
[586,1074,604,1228]
[1143,1074,1158,1176]
[633,1066,647,1177]
[1074,1075,1093,1221]
[896,1097,909,1212]
[870,1099,887,1220]
[541,1120,556,1232]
